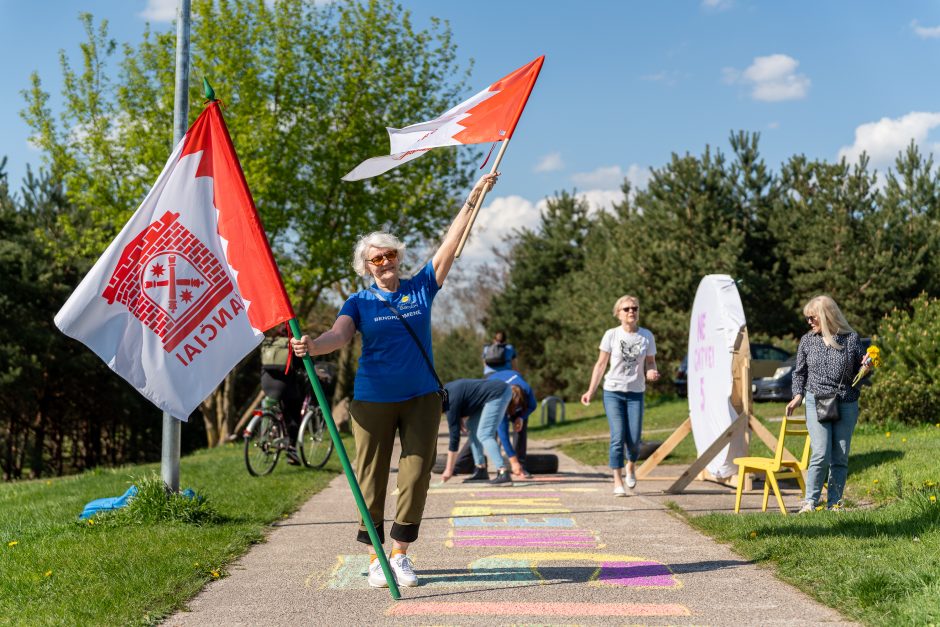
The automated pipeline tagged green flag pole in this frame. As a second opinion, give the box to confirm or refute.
[287,318,401,600]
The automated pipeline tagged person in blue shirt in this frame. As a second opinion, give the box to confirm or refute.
[488,369,537,479]
[439,378,518,486]
[291,172,499,589]
[482,331,517,375]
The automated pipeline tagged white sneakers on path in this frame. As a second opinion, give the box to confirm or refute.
[367,553,419,588]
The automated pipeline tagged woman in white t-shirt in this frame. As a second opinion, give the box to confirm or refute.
[580,295,660,496]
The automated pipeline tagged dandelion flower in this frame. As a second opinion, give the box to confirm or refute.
[45,481,51,486]
[815,505,825,511]
[873,479,880,484]
[211,570,220,578]
[44,571,52,577]
[7,541,17,548]
[902,438,907,443]
[886,432,891,438]
[931,496,937,503]
[749,531,757,538]
[87,519,95,526]
[194,562,200,567]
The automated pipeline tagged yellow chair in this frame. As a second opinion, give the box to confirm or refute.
[733,416,811,515]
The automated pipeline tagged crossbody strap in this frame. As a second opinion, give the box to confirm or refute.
[368,289,443,389]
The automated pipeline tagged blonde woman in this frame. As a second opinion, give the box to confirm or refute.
[291,172,498,587]
[581,295,659,496]
[786,295,866,513]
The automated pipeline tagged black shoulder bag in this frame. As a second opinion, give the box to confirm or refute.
[815,344,848,423]
[368,289,449,412]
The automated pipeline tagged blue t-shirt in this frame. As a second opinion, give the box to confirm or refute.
[486,369,536,421]
[339,261,440,402]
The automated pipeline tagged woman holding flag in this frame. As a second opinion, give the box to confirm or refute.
[290,172,498,588]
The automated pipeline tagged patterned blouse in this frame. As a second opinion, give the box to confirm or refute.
[791,331,864,402]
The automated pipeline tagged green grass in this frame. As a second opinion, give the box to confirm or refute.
[686,473,940,626]
[541,396,940,625]
[0,438,350,626]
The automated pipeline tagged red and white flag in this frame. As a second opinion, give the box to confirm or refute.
[343,55,544,181]
[55,102,293,420]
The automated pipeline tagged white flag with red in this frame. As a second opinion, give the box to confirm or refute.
[343,55,544,181]
[55,102,293,420]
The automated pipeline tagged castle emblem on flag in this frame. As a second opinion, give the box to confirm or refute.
[102,211,235,352]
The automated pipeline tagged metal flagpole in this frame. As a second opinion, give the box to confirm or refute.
[161,0,192,493]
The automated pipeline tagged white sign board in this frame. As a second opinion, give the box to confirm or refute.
[688,275,748,478]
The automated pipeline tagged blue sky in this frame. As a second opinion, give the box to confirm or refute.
[4,1,940,263]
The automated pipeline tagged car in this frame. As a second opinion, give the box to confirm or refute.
[674,343,791,398]
[751,337,872,401]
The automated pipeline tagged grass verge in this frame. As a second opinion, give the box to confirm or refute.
[545,397,940,624]
[0,438,350,626]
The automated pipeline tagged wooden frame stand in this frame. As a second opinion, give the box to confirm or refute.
[636,328,792,493]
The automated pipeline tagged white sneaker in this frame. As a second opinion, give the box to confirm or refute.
[797,501,815,514]
[389,553,419,587]
[613,485,626,497]
[625,470,637,489]
[367,558,388,588]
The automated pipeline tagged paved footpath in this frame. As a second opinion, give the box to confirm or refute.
[167,430,854,626]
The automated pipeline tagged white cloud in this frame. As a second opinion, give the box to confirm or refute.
[571,165,625,189]
[768,121,780,129]
[575,189,625,214]
[641,70,680,87]
[139,0,177,22]
[534,151,564,173]
[571,164,650,191]
[702,0,734,11]
[838,111,940,168]
[724,54,810,102]
[458,195,546,268]
[911,19,940,39]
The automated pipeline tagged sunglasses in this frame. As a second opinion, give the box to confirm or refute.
[367,250,398,266]
[805,315,819,324]
[622,306,639,313]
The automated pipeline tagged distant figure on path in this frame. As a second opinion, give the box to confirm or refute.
[439,378,518,486]
[487,369,537,479]
[580,295,659,496]
[482,330,517,375]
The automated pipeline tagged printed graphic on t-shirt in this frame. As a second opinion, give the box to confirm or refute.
[619,336,645,372]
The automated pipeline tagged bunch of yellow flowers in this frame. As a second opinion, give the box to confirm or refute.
[852,345,882,387]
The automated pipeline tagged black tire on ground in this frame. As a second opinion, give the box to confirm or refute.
[432,451,560,475]
[522,453,558,474]
[638,440,663,461]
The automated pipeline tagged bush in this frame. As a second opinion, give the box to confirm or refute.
[864,294,940,425]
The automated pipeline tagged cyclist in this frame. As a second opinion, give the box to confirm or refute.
[260,334,303,465]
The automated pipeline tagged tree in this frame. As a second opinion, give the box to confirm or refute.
[486,191,593,396]
[0,162,167,479]
[22,0,477,445]
[770,154,921,336]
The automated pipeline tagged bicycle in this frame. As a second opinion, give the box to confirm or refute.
[244,391,334,476]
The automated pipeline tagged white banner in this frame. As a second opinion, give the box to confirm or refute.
[687,275,748,478]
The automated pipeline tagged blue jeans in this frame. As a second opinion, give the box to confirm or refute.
[804,392,859,506]
[603,390,644,467]
[467,385,512,469]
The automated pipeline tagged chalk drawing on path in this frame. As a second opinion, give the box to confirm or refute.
[446,528,599,549]
[471,552,681,589]
[385,601,691,618]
